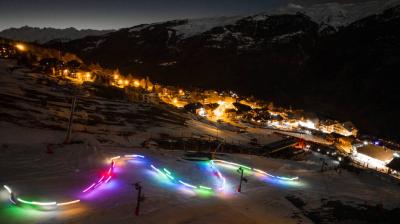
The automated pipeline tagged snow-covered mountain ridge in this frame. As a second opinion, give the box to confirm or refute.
[127,0,400,38]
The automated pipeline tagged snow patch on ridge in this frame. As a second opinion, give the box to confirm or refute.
[269,0,400,27]
[172,16,242,38]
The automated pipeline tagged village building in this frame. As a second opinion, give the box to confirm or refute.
[352,144,394,171]
[333,121,358,137]
[386,157,400,175]
[318,120,358,137]
[0,44,16,58]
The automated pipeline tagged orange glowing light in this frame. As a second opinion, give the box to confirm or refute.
[15,44,26,51]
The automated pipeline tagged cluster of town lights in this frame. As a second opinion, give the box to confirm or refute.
[112,73,142,89]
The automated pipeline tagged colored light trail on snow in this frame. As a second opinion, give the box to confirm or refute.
[3,185,12,194]
[2,153,300,211]
[3,185,80,208]
[82,154,145,194]
[211,159,299,182]
[56,200,80,206]
[150,162,226,194]
[17,198,56,206]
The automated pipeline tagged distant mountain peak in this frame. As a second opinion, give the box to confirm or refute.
[0,26,115,44]
[271,0,400,27]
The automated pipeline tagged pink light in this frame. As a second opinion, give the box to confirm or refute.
[98,175,105,183]
[105,176,112,183]
[82,183,95,193]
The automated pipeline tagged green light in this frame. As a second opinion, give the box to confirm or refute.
[199,185,212,190]
[163,168,172,175]
[166,174,175,180]
[195,188,214,197]
[240,165,252,170]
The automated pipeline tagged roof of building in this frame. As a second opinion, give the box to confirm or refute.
[387,157,400,171]
[356,145,394,162]
[320,119,338,126]
[342,121,357,131]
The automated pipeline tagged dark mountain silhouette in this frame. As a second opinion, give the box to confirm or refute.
[0,26,114,44]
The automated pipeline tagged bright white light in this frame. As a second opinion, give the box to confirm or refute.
[3,185,12,194]
[353,153,387,169]
[394,152,399,158]
[363,141,368,145]
[214,107,224,117]
[299,120,316,129]
[198,108,207,117]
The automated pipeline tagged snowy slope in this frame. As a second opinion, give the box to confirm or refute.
[168,0,400,38]
[119,0,400,41]
[172,16,242,38]
[263,0,400,27]
[1,58,400,223]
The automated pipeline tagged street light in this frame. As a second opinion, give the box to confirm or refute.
[15,44,26,51]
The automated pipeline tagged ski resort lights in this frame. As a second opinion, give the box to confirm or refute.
[198,107,207,117]
[15,43,26,51]
[298,120,316,130]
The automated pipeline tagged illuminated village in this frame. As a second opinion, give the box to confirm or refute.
[1,26,400,223]
[1,40,398,177]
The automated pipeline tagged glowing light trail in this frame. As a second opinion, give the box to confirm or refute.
[110,156,120,161]
[199,186,212,190]
[57,200,80,206]
[4,153,298,211]
[212,160,298,182]
[3,185,12,194]
[124,154,145,158]
[179,180,198,189]
[82,183,96,193]
[17,198,57,206]
[212,160,252,170]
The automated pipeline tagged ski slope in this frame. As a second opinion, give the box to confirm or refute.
[1,123,399,224]
[1,59,399,223]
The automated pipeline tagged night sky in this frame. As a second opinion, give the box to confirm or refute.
[0,0,372,31]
